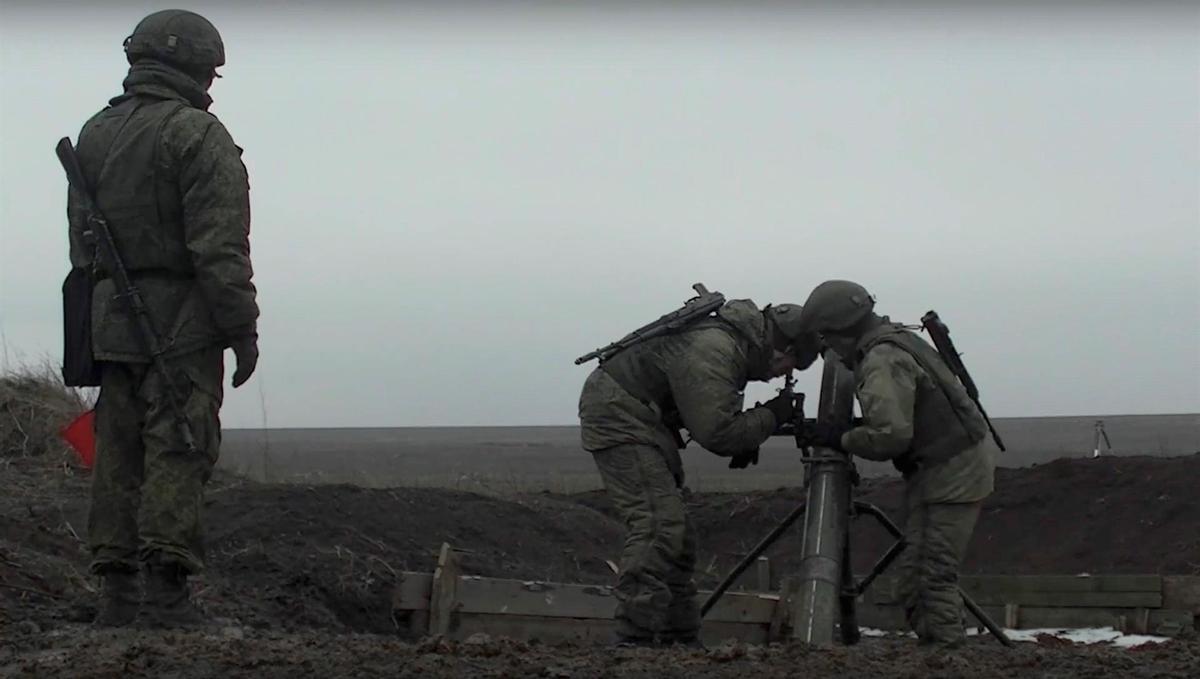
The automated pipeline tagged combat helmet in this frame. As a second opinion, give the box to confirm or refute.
[765,303,821,366]
[124,10,225,73]
[798,280,876,334]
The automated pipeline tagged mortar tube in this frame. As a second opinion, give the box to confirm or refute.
[792,355,857,646]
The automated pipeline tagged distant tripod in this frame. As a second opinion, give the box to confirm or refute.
[1092,420,1113,458]
[701,356,1011,647]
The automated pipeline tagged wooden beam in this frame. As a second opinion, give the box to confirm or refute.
[961,574,1162,593]
[866,575,1163,607]
[454,577,616,619]
[769,578,798,641]
[429,543,462,635]
[447,575,777,624]
[1163,576,1200,613]
[1003,603,1020,629]
[392,571,433,611]
[391,571,433,636]
[963,591,1162,609]
[756,557,771,592]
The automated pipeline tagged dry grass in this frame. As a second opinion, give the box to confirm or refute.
[0,362,92,461]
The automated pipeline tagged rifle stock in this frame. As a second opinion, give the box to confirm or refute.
[574,283,726,365]
[920,310,1005,451]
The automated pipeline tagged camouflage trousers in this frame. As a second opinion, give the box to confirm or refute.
[896,494,983,644]
[592,444,699,640]
[88,347,224,575]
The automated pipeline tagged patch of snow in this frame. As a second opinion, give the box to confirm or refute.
[968,626,1170,647]
[859,628,915,638]
[862,626,1170,648]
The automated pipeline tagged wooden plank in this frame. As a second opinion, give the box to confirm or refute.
[1163,576,1200,613]
[429,543,462,635]
[1148,609,1195,636]
[1017,606,1131,629]
[391,571,433,611]
[757,557,771,592]
[455,577,616,619]
[704,591,778,625]
[963,591,1161,608]
[451,576,777,624]
[449,613,770,645]
[1004,604,1020,629]
[452,614,616,644]
[960,575,1162,594]
[769,578,798,641]
[391,571,434,636]
[867,576,1162,607]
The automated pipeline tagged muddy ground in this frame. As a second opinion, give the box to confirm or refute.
[2,452,1199,677]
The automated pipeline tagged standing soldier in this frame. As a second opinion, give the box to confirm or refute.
[578,297,819,647]
[798,280,997,648]
[66,10,259,627]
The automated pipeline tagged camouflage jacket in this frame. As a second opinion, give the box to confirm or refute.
[839,323,996,504]
[68,60,258,362]
[578,300,779,460]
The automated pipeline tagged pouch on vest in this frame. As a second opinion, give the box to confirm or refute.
[61,266,101,387]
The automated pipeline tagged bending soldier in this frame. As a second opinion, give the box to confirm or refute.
[578,298,819,647]
[67,10,259,628]
[799,280,997,647]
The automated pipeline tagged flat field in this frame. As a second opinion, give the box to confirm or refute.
[219,413,1199,492]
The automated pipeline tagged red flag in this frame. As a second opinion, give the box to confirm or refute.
[61,409,96,468]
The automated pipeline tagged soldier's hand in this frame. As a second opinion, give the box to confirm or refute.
[728,448,759,469]
[759,392,795,428]
[230,335,259,388]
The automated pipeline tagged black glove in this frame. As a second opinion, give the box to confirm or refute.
[759,393,795,428]
[893,455,919,477]
[808,421,846,451]
[230,335,259,388]
[728,448,760,469]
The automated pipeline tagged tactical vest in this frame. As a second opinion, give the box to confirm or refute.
[76,97,192,276]
[857,324,988,467]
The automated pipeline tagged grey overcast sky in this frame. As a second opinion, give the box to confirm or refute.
[1,1,1197,428]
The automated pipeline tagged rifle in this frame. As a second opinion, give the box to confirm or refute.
[769,375,863,445]
[574,283,726,365]
[920,310,1005,451]
[56,137,199,455]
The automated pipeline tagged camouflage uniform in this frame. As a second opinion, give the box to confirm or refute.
[838,321,996,645]
[579,300,781,641]
[68,59,257,577]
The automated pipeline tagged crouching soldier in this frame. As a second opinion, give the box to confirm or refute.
[798,280,998,647]
[577,294,818,647]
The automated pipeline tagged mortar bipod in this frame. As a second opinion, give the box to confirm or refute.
[700,497,1013,647]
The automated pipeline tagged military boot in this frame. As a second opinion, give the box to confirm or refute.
[143,563,207,628]
[93,566,140,627]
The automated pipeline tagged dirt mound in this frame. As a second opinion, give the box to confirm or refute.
[4,402,1200,677]
[198,481,623,632]
[0,364,87,461]
[2,627,1197,678]
[0,465,624,635]
[6,451,1198,639]
[584,453,1200,587]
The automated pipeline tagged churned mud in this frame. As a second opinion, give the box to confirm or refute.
[3,447,1199,677]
